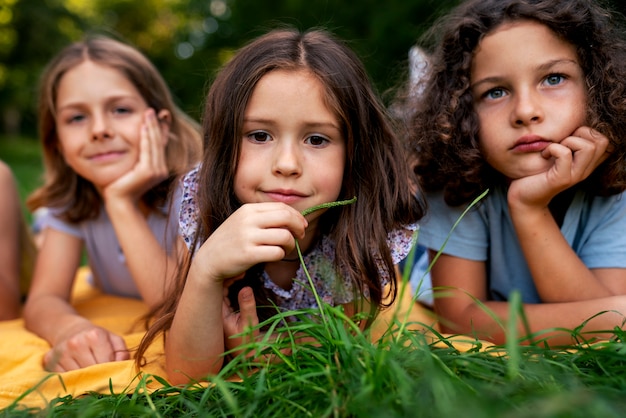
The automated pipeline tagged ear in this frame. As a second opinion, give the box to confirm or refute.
[156,109,172,145]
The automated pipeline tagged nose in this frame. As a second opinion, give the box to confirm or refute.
[272,141,302,177]
[91,114,112,141]
[512,89,544,126]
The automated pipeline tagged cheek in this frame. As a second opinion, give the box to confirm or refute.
[232,164,251,202]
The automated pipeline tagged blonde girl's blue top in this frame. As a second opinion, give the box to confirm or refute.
[178,166,418,310]
[415,185,626,303]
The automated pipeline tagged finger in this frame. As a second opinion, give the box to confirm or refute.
[43,348,64,372]
[145,109,167,170]
[237,287,259,329]
[109,334,130,362]
[222,292,235,319]
[561,133,609,178]
[44,348,80,373]
[238,203,307,238]
[568,127,610,159]
[77,328,117,364]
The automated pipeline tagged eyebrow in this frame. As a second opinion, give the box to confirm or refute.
[56,94,141,111]
[471,58,580,90]
[243,117,341,131]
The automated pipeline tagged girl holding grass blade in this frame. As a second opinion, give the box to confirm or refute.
[137,28,425,384]
[408,0,626,346]
[23,36,202,372]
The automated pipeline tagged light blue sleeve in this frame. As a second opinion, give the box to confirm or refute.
[416,190,489,262]
[572,191,626,269]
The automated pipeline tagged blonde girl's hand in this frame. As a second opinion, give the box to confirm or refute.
[102,108,170,204]
[43,325,129,372]
[509,126,610,208]
[194,202,307,285]
[222,284,260,353]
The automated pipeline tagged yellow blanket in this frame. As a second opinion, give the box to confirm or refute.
[0,268,167,409]
[0,268,440,409]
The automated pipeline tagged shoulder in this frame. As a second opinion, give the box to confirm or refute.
[387,223,418,264]
[0,161,17,192]
[179,165,201,250]
[182,165,200,194]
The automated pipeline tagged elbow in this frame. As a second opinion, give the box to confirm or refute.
[165,356,224,386]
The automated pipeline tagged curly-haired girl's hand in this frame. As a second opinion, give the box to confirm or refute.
[508,126,610,209]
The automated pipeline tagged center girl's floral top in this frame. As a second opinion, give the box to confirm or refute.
[179,166,418,310]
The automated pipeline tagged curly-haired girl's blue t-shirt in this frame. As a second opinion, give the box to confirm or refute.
[415,185,626,303]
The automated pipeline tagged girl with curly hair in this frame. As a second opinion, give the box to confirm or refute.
[409,0,626,345]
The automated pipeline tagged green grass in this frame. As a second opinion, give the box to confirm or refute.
[3,257,626,417]
[2,303,626,417]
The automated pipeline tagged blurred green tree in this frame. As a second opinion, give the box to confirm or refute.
[0,0,456,138]
[3,0,623,138]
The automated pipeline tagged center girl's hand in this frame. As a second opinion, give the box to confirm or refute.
[43,324,129,372]
[508,126,610,208]
[102,108,170,204]
[222,285,260,353]
[194,202,308,284]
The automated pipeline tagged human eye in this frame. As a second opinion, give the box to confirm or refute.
[112,105,133,116]
[61,112,86,125]
[483,88,507,100]
[305,135,330,147]
[543,73,566,86]
[247,131,272,143]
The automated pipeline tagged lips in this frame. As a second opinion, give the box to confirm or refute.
[87,150,126,162]
[512,134,552,152]
[265,189,307,204]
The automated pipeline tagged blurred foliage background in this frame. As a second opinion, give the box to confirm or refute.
[1,0,625,139]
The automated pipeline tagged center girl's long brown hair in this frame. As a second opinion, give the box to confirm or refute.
[136,28,424,367]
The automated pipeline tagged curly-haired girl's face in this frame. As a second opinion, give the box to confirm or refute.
[470,19,587,180]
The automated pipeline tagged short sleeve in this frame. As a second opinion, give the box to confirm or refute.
[179,165,200,249]
[40,207,82,238]
[387,223,418,264]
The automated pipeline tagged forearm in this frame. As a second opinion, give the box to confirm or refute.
[0,274,20,320]
[509,203,612,301]
[24,294,91,345]
[438,297,626,346]
[165,263,226,385]
[106,199,178,307]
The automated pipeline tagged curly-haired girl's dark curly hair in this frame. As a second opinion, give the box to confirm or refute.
[410,0,626,206]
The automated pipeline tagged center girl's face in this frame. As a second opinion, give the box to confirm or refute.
[54,60,168,190]
[470,20,587,180]
[234,69,346,222]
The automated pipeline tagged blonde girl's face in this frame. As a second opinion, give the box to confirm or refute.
[54,60,164,190]
[470,20,587,180]
[234,69,346,224]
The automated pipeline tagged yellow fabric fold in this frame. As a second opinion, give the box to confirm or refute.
[0,267,166,409]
